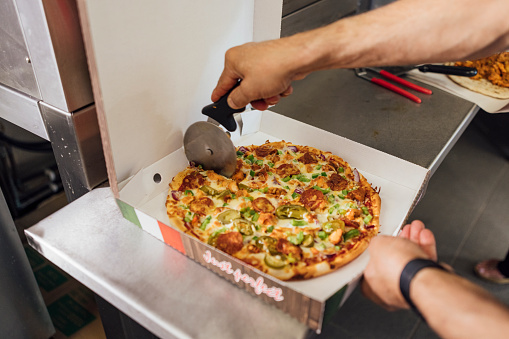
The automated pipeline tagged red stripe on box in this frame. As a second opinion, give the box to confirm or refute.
[158,221,185,254]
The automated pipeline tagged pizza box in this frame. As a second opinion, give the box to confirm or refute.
[115,110,429,332]
[78,0,429,333]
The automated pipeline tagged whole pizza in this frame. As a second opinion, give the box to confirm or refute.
[166,140,381,281]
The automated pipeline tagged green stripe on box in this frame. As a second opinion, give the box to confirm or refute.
[323,284,348,324]
[116,199,141,228]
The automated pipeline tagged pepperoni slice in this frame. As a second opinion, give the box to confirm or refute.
[348,187,366,201]
[178,172,205,191]
[252,197,275,213]
[189,197,214,215]
[255,145,277,158]
[300,188,325,211]
[298,152,317,164]
[216,232,244,255]
[327,173,348,191]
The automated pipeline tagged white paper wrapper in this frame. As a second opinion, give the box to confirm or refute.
[407,69,509,113]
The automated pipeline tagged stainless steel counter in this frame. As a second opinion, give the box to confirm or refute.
[272,69,478,173]
[25,69,478,338]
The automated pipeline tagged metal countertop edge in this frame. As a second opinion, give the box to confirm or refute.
[427,105,480,176]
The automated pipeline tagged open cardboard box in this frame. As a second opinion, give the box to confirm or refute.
[116,110,429,332]
[78,0,428,333]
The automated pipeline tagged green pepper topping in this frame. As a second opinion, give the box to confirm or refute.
[318,231,328,240]
[266,225,274,233]
[184,190,194,196]
[344,229,361,241]
[342,189,348,195]
[288,231,304,245]
[313,185,330,194]
[268,162,274,168]
[338,167,344,173]
[250,170,256,177]
[255,159,264,166]
[315,164,322,170]
[282,176,291,182]
[312,173,320,179]
[264,254,286,269]
[207,227,226,246]
[276,205,308,219]
[199,185,219,196]
[361,206,370,215]
[200,216,212,230]
[291,192,300,199]
[291,220,308,226]
[233,219,254,236]
[252,212,260,222]
[217,209,241,224]
[364,214,373,224]
[323,220,346,233]
[236,151,244,156]
[302,234,314,247]
[294,174,310,182]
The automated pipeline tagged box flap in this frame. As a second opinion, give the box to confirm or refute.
[79,1,282,196]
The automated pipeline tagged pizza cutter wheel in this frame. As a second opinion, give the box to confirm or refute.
[184,121,237,177]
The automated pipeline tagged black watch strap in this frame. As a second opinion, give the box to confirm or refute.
[399,258,446,319]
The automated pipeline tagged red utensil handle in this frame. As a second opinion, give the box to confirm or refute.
[371,78,422,103]
[379,70,432,95]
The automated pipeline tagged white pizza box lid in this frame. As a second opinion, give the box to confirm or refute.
[119,109,429,305]
[79,0,284,194]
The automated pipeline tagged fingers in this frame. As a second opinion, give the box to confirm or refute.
[409,220,425,243]
[399,220,438,261]
[419,228,438,261]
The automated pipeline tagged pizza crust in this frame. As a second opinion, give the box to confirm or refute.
[448,75,509,99]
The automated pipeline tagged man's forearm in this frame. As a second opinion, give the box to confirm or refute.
[289,0,509,75]
[411,268,509,339]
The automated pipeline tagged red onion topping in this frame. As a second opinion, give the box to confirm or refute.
[294,187,304,194]
[238,146,248,153]
[171,190,181,201]
[319,154,326,161]
[353,168,360,182]
[287,145,298,153]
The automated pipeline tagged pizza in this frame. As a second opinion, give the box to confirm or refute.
[166,140,381,281]
[447,52,509,99]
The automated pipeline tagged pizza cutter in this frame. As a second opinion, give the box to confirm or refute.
[184,121,237,177]
[201,81,245,132]
[183,81,246,177]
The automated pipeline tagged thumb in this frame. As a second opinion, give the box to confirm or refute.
[227,84,251,109]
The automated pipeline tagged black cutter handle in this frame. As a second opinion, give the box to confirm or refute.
[417,64,478,77]
[202,81,245,132]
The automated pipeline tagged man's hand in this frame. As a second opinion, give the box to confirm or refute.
[361,220,437,310]
[211,38,310,111]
